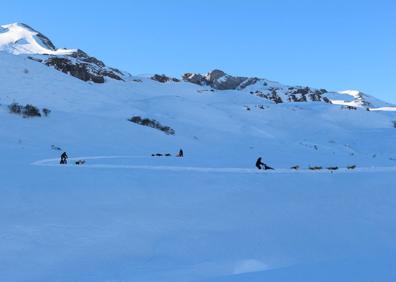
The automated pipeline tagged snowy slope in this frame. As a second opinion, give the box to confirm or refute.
[1,24,396,282]
[0,23,127,83]
[326,89,391,108]
[0,23,75,55]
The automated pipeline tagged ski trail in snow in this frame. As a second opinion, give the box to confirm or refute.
[31,156,396,174]
[31,155,147,166]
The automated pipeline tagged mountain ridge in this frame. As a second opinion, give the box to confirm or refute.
[0,22,393,109]
[0,22,127,83]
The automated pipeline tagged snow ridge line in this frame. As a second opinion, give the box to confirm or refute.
[31,156,396,174]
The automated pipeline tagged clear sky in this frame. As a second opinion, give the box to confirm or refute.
[1,0,395,102]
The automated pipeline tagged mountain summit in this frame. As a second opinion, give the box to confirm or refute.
[0,22,126,83]
[0,23,75,55]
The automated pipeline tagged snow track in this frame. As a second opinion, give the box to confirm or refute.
[31,156,396,174]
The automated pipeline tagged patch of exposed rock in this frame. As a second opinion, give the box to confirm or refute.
[28,49,124,83]
[250,87,331,104]
[286,87,330,103]
[151,74,180,83]
[183,69,259,90]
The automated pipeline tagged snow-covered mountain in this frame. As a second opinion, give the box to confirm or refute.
[0,23,392,108]
[0,23,75,55]
[0,23,127,83]
[1,23,396,282]
[182,69,391,107]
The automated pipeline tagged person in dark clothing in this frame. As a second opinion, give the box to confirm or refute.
[177,149,184,158]
[60,152,68,164]
[256,157,274,170]
[256,157,265,170]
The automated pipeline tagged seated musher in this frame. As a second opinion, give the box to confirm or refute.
[60,152,68,165]
[176,149,184,158]
[256,157,274,170]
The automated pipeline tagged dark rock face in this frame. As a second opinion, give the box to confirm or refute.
[33,50,124,83]
[250,86,331,105]
[182,73,206,85]
[27,56,43,63]
[128,116,175,135]
[70,49,106,67]
[151,74,180,83]
[18,23,57,51]
[287,87,331,103]
[183,69,259,90]
[35,33,56,51]
[44,57,105,83]
[239,77,260,89]
[322,97,331,104]
[184,70,332,105]
[206,69,226,83]
[212,76,246,90]
[251,90,284,104]
[269,90,283,104]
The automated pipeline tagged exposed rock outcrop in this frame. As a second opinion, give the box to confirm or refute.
[286,87,330,103]
[27,49,125,83]
[251,90,284,104]
[42,52,124,83]
[151,74,180,83]
[183,70,333,104]
[0,23,126,83]
[183,69,259,90]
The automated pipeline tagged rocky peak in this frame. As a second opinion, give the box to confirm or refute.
[205,69,226,82]
[183,69,259,90]
[0,23,74,55]
[0,22,126,83]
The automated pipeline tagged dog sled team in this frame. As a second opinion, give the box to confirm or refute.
[59,149,185,166]
[255,156,357,172]
[151,149,184,158]
[59,149,356,172]
[59,151,86,165]
[255,157,274,170]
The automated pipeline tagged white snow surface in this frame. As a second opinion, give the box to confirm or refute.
[324,89,391,108]
[1,36,396,282]
[0,23,76,55]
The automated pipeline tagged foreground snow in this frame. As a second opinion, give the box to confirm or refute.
[2,155,396,282]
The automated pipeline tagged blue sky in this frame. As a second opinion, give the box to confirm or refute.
[1,0,395,102]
